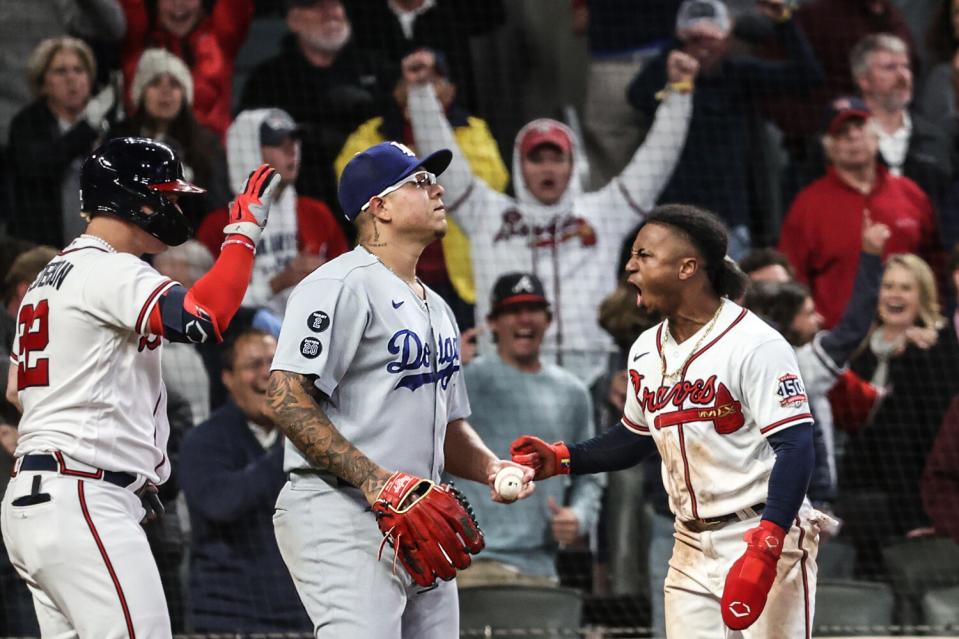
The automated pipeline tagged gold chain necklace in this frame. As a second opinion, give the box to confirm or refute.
[369,249,425,300]
[660,300,724,383]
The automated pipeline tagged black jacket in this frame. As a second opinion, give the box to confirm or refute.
[842,326,959,533]
[178,400,309,634]
[627,19,822,228]
[346,0,505,114]
[7,99,98,247]
[239,35,392,219]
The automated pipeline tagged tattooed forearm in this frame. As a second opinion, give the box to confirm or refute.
[267,370,390,501]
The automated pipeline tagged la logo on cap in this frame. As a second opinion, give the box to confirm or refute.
[512,275,535,294]
[389,141,416,157]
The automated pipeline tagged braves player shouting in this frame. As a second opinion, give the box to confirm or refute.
[266,141,534,638]
[512,204,834,638]
[1,137,279,638]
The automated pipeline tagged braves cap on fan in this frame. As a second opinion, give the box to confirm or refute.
[822,95,872,136]
[489,272,550,317]
[518,120,572,157]
[337,141,452,222]
[259,108,302,147]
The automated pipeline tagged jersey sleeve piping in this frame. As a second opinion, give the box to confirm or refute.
[446,181,475,214]
[681,308,749,378]
[136,280,176,335]
[760,413,813,436]
[58,246,107,257]
[621,415,651,436]
[613,177,645,215]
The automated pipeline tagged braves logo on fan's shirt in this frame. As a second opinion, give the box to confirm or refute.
[493,209,597,247]
[386,329,460,391]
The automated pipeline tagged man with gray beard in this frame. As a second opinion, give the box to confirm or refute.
[850,33,956,247]
[239,0,393,233]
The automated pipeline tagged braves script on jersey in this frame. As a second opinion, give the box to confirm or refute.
[622,301,811,522]
[11,235,175,483]
[271,245,470,482]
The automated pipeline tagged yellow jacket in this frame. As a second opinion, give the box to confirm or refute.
[335,115,508,304]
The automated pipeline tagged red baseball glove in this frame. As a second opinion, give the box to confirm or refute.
[721,519,786,630]
[510,435,571,480]
[372,471,485,588]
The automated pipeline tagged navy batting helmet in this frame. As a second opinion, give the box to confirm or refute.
[80,137,205,246]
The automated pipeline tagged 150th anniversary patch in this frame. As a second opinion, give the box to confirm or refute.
[776,373,807,407]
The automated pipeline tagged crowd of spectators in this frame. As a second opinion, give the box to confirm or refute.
[2,0,959,634]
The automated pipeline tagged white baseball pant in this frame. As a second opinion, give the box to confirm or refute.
[1,457,170,638]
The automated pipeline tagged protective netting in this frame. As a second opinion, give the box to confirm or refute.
[1,0,959,637]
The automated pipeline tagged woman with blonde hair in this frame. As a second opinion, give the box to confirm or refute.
[838,253,959,577]
[8,36,107,247]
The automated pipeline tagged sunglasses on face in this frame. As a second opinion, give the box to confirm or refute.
[361,171,437,212]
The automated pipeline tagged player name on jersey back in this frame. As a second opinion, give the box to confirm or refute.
[13,236,174,483]
[26,259,75,293]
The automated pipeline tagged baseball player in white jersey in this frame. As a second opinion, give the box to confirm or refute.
[266,141,534,638]
[1,137,279,638]
[512,204,834,638]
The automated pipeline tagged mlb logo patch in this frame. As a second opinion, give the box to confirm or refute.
[776,374,807,407]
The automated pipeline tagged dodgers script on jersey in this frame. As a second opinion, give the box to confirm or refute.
[11,235,175,483]
[622,301,812,522]
[271,245,470,483]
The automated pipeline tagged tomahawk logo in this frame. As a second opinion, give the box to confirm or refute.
[727,602,751,618]
[512,275,535,294]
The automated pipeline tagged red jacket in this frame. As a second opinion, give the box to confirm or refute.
[779,165,937,328]
[197,195,349,260]
[121,0,254,139]
[922,393,959,544]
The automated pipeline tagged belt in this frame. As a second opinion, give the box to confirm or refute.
[682,503,765,533]
[15,454,138,489]
[289,469,357,489]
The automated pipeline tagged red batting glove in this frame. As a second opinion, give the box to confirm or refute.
[509,436,571,480]
[721,519,787,630]
[224,164,279,246]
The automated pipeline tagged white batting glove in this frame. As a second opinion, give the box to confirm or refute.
[224,164,279,245]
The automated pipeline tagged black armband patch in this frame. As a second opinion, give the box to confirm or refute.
[157,285,215,344]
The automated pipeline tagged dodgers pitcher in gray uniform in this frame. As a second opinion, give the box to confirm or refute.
[267,141,535,638]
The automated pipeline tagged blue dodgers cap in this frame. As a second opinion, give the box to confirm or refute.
[337,141,452,221]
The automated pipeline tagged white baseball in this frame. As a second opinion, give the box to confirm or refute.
[494,466,525,502]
